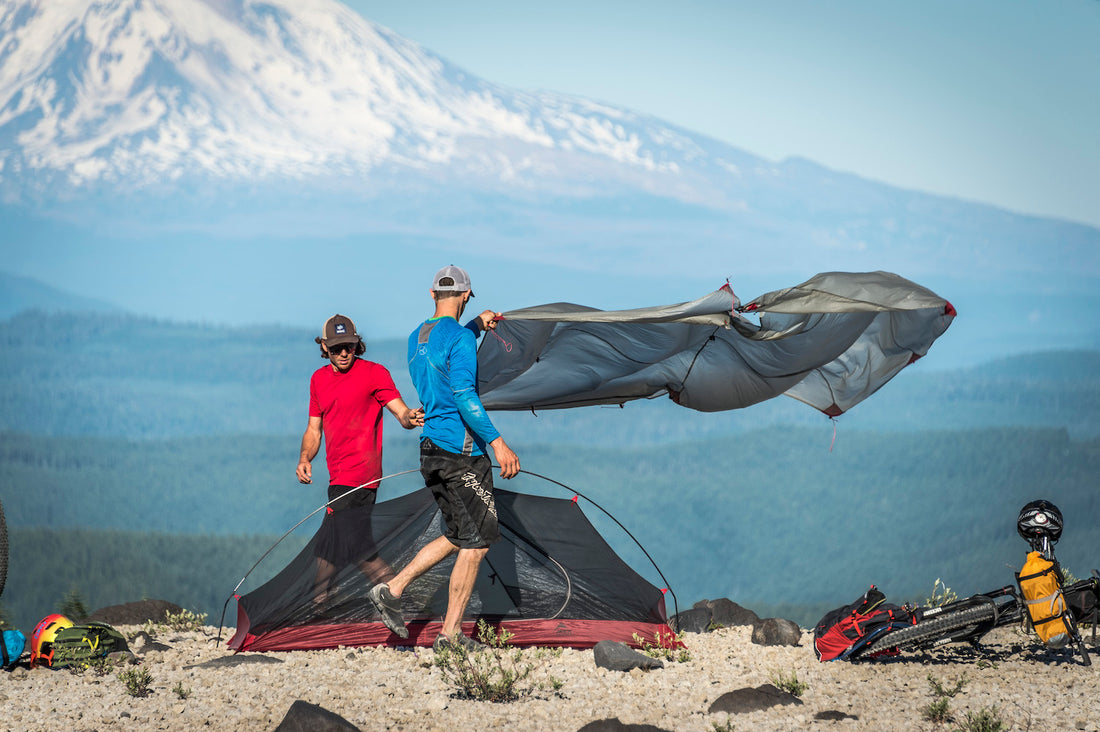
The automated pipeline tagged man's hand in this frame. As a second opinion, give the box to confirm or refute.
[475,310,502,331]
[297,460,312,484]
[404,406,425,429]
[489,436,520,479]
[387,398,424,430]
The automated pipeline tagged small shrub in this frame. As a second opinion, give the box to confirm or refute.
[172,682,191,700]
[63,653,126,677]
[920,673,967,725]
[632,629,692,663]
[928,673,967,698]
[118,667,153,698]
[163,609,207,632]
[58,587,89,621]
[922,696,952,724]
[956,706,1005,732]
[768,668,808,697]
[137,609,208,637]
[925,578,958,607]
[432,620,560,702]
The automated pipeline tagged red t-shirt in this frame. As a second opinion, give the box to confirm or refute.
[309,358,401,488]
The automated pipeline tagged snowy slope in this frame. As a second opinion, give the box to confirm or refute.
[0,0,755,197]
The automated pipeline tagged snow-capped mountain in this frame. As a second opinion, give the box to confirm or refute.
[0,0,759,201]
[1,0,1097,293]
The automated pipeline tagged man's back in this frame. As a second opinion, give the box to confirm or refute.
[408,316,498,457]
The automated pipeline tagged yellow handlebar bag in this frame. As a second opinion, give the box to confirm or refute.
[1016,551,1070,648]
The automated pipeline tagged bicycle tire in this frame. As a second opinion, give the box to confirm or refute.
[0,498,7,600]
[863,603,997,654]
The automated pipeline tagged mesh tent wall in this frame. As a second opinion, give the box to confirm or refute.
[228,487,674,651]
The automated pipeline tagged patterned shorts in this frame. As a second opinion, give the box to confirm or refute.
[420,438,500,549]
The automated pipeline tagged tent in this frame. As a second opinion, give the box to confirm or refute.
[478,271,955,416]
[228,484,675,651]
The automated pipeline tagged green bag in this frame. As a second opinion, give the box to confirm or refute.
[49,622,129,668]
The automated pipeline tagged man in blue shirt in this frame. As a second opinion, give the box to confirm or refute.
[369,265,520,651]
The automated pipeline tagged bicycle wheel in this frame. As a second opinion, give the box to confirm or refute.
[0,498,7,600]
[862,602,997,654]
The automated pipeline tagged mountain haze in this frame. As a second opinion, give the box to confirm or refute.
[1,0,1098,362]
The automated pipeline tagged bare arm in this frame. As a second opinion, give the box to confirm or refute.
[489,436,520,479]
[385,397,424,430]
[296,415,322,483]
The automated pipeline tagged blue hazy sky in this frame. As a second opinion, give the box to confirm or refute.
[347,0,1100,228]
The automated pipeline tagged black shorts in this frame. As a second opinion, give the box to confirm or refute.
[420,438,500,549]
[313,485,379,567]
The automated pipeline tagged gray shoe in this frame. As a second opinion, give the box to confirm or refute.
[432,630,486,653]
[368,583,408,639]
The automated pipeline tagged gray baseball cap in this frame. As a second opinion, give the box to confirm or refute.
[431,265,474,296]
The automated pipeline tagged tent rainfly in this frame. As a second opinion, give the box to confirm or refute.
[476,271,956,417]
[228,486,675,652]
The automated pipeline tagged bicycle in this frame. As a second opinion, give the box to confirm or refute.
[854,501,1098,666]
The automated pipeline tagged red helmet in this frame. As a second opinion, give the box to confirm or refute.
[30,613,73,668]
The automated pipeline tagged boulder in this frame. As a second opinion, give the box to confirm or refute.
[695,598,760,628]
[273,700,360,732]
[669,607,711,634]
[751,618,802,647]
[578,720,672,732]
[707,684,803,714]
[592,640,664,672]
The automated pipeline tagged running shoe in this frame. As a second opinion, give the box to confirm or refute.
[368,583,408,639]
[432,630,486,653]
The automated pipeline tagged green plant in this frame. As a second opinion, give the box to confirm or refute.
[137,608,208,637]
[923,697,952,724]
[118,667,154,698]
[632,629,692,663]
[921,673,967,725]
[63,653,126,677]
[928,673,967,698]
[955,706,1005,732]
[172,682,191,700]
[432,620,559,702]
[58,586,89,621]
[162,608,207,632]
[711,717,735,732]
[925,578,959,607]
[1060,567,1079,584]
[768,668,808,697]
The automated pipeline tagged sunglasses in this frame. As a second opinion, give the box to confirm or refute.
[328,342,357,355]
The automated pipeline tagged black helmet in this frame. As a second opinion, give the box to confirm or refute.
[1017,499,1063,543]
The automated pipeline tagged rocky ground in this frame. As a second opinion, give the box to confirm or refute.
[1,608,1097,731]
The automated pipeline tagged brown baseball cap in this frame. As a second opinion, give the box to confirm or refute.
[315,314,360,347]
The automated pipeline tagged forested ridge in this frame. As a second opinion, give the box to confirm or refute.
[3,427,1097,631]
[1,311,1098,631]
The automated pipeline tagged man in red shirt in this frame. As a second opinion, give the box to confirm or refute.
[296,314,423,604]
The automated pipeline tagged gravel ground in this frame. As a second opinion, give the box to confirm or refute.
[1,623,1097,731]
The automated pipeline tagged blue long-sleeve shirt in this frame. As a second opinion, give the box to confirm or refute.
[408,315,500,456]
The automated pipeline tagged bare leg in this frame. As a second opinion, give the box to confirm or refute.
[441,546,489,638]
[312,557,337,604]
[357,554,395,584]
[387,535,459,597]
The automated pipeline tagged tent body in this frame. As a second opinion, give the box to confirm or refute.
[228,488,673,652]
[477,271,955,417]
